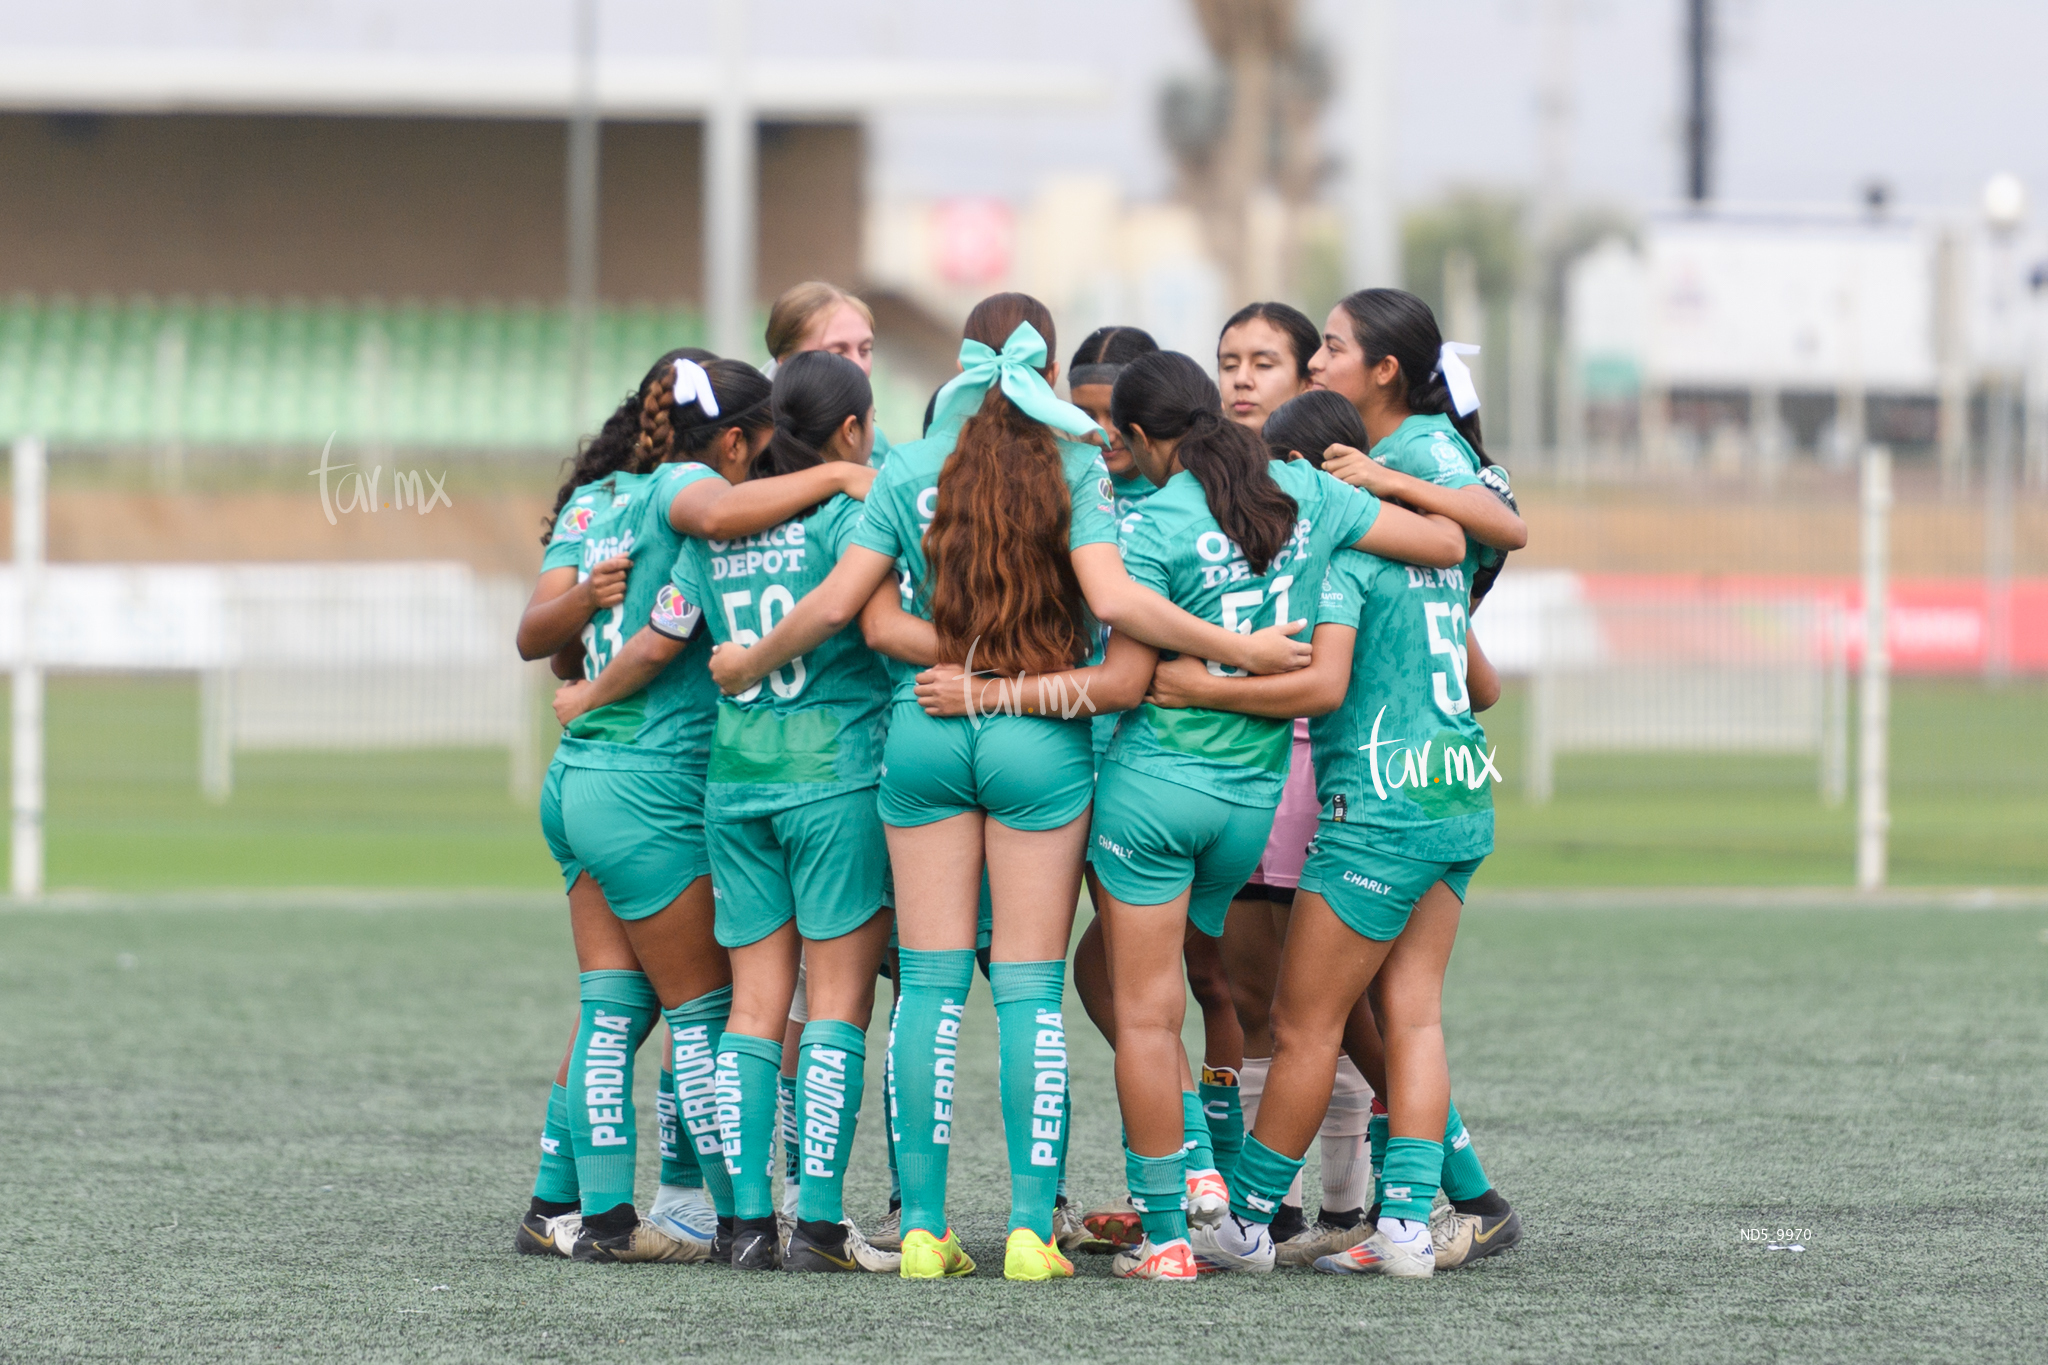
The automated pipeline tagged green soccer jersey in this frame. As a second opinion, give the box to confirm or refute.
[850,416,1120,702]
[542,473,645,572]
[1308,550,1496,861]
[559,461,724,774]
[1104,460,1381,807]
[669,492,890,818]
[1107,466,1159,524]
[1369,413,1500,584]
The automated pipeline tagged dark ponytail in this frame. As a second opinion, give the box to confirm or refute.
[1335,288,1494,468]
[1261,390,1372,468]
[662,357,774,468]
[751,349,872,484]
[543,345,717,545]
[1218,301,1320,383]
[1111,351,1299,575]
[1069,325,1160,384]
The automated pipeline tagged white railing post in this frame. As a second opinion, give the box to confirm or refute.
[12,436,45,900]
[1856,445,1891,891]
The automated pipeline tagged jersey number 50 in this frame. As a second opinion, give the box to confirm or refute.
[722,587,808,703]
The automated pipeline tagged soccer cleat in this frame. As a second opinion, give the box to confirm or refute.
[1275,1211,1371,1268]
[570,1218,706,1264]
[1002,1227,1075,1282]
[1431,1203,1523,1270]
[782,1221,857,1273]
[729,1218,784,1271]
[776,1211,795,1255]
[514,1209,580,1258]
[1185,1168,1229,1228]
[898,1228,977,1279]
[1111,1236,1198,1281]
[1082,1196,1145,1250]
[711,1215,735,1262]
[645,1185,717,1252]
[1052,1199,1100,1254]
[866,1203,903,1253]
[843,1220,903,1273]
[1190,1216,1275,1274]
[1313,1227,1434,1279]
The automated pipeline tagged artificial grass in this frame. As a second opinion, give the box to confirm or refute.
[1,899,2042,1361]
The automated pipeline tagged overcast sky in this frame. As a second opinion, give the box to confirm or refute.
[7,0,2046,218]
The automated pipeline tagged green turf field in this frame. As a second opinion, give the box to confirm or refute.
[24,675,2048,891]
[2,898,2042,1361]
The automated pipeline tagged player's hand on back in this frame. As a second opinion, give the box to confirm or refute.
[914,664,976,717]
[552,680,595,726]
[583,556,632,610]
[1242,620,1313,674]
[1143,654,1215,710]
[1319,444,1392,494]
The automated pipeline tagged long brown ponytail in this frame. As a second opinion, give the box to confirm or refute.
[923,293,1090,675]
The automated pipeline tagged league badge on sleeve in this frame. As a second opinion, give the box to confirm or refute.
[649,583,703,640]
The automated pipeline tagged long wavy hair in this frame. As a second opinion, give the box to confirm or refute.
[1112,351,1299,576]
[923,292,1090,676]
[542,346,716,544]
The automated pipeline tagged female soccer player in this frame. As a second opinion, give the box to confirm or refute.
[1211,307,1366,1256]
[1187,290,1526,1279]
[766,281,892,466]
[706,294,1315,1283]
[526,354,871,1263]
[920,350,1463,1281]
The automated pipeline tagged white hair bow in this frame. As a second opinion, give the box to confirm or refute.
[672,358,720,417]
[1436,342,1482,418]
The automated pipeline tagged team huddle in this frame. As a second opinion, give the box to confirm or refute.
[514,279,1528,1283]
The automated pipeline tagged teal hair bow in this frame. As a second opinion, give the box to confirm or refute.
[927,321,1104,440]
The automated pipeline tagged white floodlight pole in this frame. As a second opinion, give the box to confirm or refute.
[1338,0,1397,290]
[1856,444,1890,892]
[12,436,45,901]
[706,0,757,360]
[1982,174,2025,683]
[566,0,601,432]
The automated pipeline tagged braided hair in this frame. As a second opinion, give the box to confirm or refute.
[543,346,717,545]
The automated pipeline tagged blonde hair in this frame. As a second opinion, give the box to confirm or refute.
[764,282,875,361]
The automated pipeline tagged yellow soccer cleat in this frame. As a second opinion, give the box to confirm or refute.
[1003,1227,1075,1282]
[899,1227,977,1279]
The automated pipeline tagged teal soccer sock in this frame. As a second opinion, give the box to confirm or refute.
[989,959,1067,1239]
[569,969,659,1216]
[1200,1068,1244,1184]
[531,1082,579,1205]
[1379,1137,1444,1224]
[794,1019,867,1226]
[1181,1088,1217,1173]
[656,1067,701,1188]
[665,986,735,1217]
[1441,1099,1492,1202]
[1125,1147,1188,1245]
[888,947,975,1238]
[714,1031,784,1221]
[1227,1134,1306,1226]
[779,1071,801,1192]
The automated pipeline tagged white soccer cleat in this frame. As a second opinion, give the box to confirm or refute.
[1184,1168,1229,1228]
[1275,1215,1371,1267]
[1052,1200,1095,1254]
[1190,1216,1275,1274]
[842,1219,904,1274]
[1313,1227,1434,1279]
[1082,1195,1145,1249]
[645,1184,717,1250]
[866,1204,904,1252]
[1111,1236,1199,1281]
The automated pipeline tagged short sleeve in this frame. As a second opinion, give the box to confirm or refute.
[851,466,910,560]
[542,494,597,570]
[656,545,711,641]
[1315,470,1382,549]
[1066,450,1120,550]
[1317,549,1375,630]
[1117,515,1172,597]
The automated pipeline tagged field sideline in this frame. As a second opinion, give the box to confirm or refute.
[2,897,2043,1362]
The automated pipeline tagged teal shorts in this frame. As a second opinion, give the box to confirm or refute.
[1297,824,1484,942]
[1087,763,1277,938]
[541,761,709,921]
[878,701,1094,832]
[709,788,891,949]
